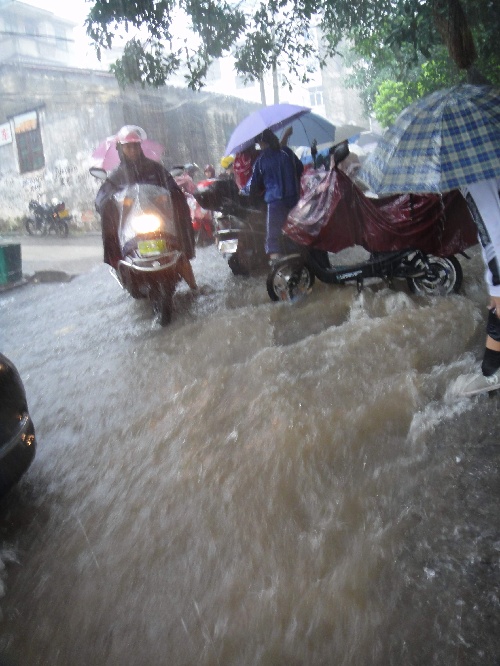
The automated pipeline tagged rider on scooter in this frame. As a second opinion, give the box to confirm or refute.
[95,125,197,289]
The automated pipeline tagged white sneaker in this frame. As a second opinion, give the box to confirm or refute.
[453,371,500,397]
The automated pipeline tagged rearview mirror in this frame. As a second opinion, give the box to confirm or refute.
[331,140,350,167]
[89,167,107,180]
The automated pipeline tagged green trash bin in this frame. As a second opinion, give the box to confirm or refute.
[0,244,22,285]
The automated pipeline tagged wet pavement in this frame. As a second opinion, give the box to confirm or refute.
[0,233,103,289]
[1,236,499,665]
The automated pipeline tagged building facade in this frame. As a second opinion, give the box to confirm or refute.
[0,2,259,227]
[0,1,371,228]
[0,0,76,67]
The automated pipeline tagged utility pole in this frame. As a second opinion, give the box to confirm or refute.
[272,62,279,104]
[259,76,266,105]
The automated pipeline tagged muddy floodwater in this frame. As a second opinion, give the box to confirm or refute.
[1,244,499,665]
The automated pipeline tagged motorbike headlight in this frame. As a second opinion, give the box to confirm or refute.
[131,213,162,234]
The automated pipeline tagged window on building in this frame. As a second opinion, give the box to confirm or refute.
[39,21,56,45]
[54,25,69,51]
[24,19,38,37]
[309,86,323,107]
[14,111,45,174]
[2,15,16,34]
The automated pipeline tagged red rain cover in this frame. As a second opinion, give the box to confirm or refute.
[284,169,478,257]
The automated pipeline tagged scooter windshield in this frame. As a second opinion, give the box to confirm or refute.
[114,184,179,251]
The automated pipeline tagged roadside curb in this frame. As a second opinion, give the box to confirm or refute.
[0,277,31,293]
[0,270,75,293]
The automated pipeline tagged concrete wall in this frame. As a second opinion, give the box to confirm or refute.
[0,62,259,229]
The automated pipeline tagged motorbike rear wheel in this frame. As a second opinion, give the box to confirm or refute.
[54,221,69,238]
[228,253,250,276]
[267,257,315,302]
[407,255,462,295]
[151,285,174,326]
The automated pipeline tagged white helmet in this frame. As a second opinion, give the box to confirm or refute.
[116,125,147,144]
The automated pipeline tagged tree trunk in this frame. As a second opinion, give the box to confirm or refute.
[433,0,492,84]
[259,76,266,105]
[272,63,279,104]
[432,0,476,69]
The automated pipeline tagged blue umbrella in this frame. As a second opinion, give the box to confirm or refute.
[358,84,500,195]
[278,112,337,150]
[224,103,311,155]
[294,145,332,166]
[290,122,365,163]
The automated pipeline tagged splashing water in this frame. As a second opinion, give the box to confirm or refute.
[0,245,498,665]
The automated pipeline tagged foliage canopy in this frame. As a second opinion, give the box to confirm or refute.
[85,0,500,122]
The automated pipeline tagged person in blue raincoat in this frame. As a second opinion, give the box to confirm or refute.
[241,128,303,260]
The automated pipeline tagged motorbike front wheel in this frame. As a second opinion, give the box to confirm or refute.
[25,217,45,236]
[407,255,463,296]
[151,285,174,326]
[267,258,315,302]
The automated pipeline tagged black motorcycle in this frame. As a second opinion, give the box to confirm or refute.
[25,199,71,237]
[266,248,465,302]
[266,143,478,302]
[193,178,268,276]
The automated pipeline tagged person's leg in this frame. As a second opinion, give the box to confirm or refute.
[101,202,121,269]
[265,200,292,257]
[482,303,500,375]
[177,254,198,290]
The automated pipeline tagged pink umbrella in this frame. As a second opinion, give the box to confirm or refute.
[91,135,165,171]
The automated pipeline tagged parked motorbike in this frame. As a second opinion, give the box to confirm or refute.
[192,178,268,275]
[173,169,213,246]
[267,247,465,302]
[266,146,478,302]
[186,180,215,247]
[25,199,71,237]
[91,168,195,326]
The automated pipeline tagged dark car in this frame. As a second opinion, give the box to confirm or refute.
[0,353,36,497]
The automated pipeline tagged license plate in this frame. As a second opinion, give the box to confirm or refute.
[138,239,166,256]
[218,239,238,254]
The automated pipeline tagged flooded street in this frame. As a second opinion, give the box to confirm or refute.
[0,244,499,665]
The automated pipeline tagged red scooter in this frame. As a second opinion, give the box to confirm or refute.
[173,171,215,247]
[187,180,215,247]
